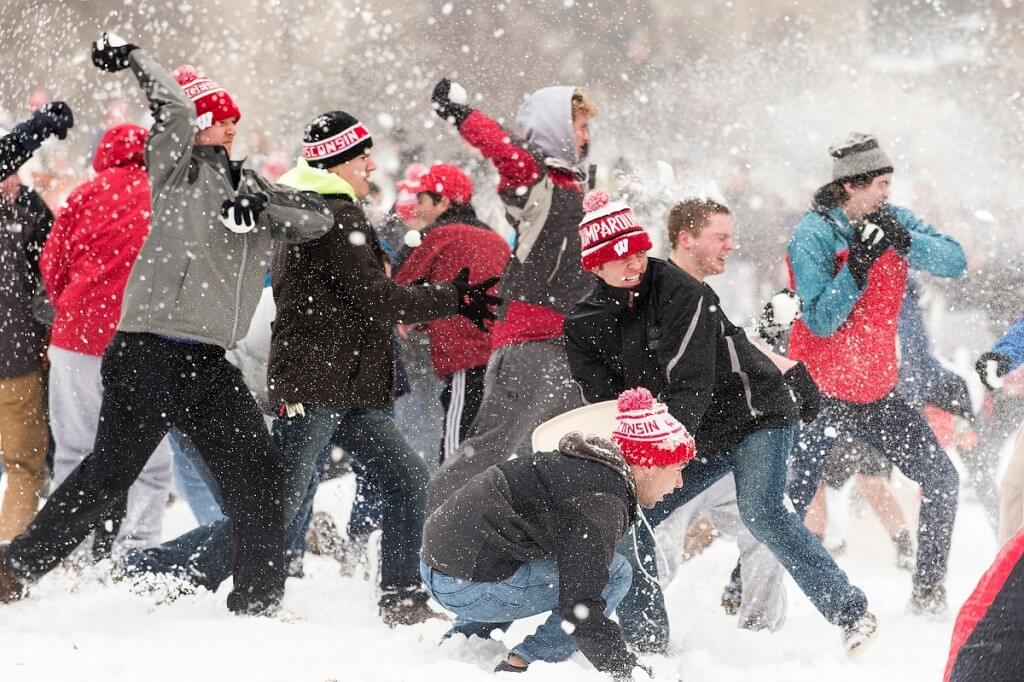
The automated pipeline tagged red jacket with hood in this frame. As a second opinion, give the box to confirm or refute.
[41,124,151,356]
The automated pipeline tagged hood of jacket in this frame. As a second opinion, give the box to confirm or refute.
[277,157,357,199]
[516,85,583,168]
[558,431,636,502]
[92,124,148,173]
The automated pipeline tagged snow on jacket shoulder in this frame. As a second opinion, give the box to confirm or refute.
[42,124,151,356]
[394,214,510,379]
[116,49,333,350]
[268,192,457,409]
[457,107,591,346]
[787,205,965,403]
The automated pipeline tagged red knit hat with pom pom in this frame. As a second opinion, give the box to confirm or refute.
[172,65,241,131]
[612,387,696,468]
[578,190,653,270]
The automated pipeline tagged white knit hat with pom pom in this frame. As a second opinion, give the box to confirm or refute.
[578,190,653,270]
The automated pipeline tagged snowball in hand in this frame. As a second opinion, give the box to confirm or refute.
[221,212,254,234]
[447,81,468,105]
[105,32,128,47]
[769,290,802,327]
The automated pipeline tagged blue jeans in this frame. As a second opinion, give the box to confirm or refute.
[126,406,429,592]
[169,427,224,526]
[788,393,959,589]
[421,556,632,664]
[618,425,867,651]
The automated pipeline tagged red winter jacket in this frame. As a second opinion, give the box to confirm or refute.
[945,529,1024,681]
[395,210,510,380]
[40,124,151,357]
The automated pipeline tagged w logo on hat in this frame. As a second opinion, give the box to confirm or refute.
[613,239,629,256]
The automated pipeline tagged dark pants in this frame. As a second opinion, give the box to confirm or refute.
[788,392,959,589]
[128,406,427,593]
[5,333,285,613]
[618,425,867,652]
[438,366,487,465]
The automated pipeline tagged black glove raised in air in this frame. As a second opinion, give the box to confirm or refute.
[846,219,889,288]
[91,32,139,72]
[431,79,473,127]
[452,266,502,332]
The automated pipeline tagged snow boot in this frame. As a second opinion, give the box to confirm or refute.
[0,543,27,603]
[379,587,447,627]
[841,611,878,657]
[909,582,947,617]
[892,529,915,571]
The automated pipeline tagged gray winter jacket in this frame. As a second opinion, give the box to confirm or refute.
[117,50,332,349]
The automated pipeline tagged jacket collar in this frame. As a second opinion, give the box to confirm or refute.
[276,157,358,199]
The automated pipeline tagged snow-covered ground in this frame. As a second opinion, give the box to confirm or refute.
[0,470,998,682]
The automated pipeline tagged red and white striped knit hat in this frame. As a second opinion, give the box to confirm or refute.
[612,387,696,468]
[172,65,241,131]
[578,190,653,270]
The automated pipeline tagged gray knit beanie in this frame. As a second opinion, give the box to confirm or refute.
[829,132,893,182]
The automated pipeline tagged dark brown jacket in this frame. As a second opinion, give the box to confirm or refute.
[268,194,457,408]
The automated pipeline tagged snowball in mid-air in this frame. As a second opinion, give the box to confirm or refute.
[348,230,367,246]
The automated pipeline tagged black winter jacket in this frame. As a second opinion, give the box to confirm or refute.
[0,186,52,378]
[564,258,798,456]
[422,433,638,677]
[268,194,457,408]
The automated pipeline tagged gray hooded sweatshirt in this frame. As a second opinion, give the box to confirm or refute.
[117,50,333,349]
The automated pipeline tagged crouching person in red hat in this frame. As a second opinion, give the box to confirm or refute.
[421,387,694,679]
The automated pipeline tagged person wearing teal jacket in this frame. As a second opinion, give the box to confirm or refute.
[786,133,966,617]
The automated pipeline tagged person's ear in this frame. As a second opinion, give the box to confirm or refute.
[440,196,453,213]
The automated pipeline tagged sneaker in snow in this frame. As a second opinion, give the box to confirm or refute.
[892,529,915,572]
[494,659,528,673]
[841,611,878,657]
[379,588,448,627]
[909,583,947,617]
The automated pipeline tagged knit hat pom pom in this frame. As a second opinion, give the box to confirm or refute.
[582,189,611,213]
[173,64,200,84]
[617,387,654,412]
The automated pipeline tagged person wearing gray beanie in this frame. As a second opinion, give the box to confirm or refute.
[784,131,968,617]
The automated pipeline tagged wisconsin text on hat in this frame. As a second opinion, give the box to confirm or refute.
[580,210,642,244]
[304,124,371,161]
[182,78,224,102]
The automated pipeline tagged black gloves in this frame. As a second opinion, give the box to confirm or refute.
[863,207,912,255]
[846,219,889,288]
[431,79,473,127]
[11,102,75,152]
[757,288,802,345]
[220,192,268,233]
[784,362,821,423]
[452,266,502,332]
[91,32,138,72]
[976,351,1012,391]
